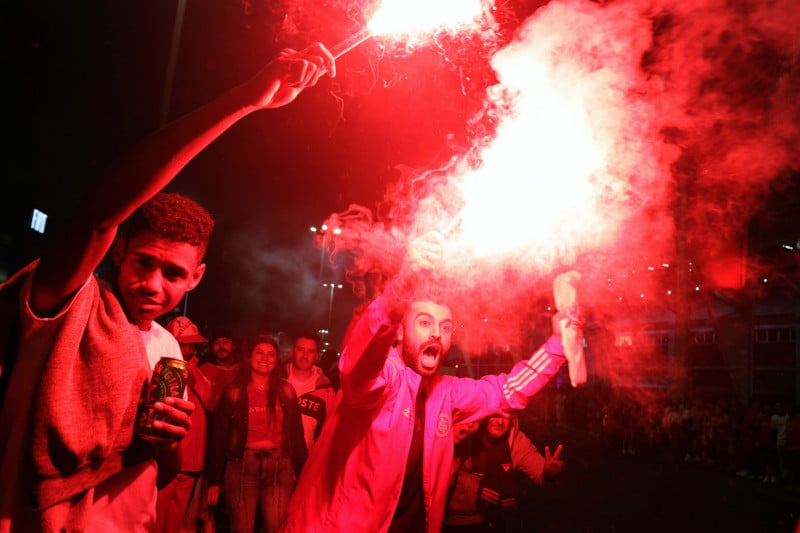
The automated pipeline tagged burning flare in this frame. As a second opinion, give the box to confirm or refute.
[331,0,487,58]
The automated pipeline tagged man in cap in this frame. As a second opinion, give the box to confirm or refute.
[167,316,208,351]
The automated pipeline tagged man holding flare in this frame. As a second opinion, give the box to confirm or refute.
[0,42,335,532]
[281,230,586,533]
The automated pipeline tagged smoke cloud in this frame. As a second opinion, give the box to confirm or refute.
[314,0,799,379]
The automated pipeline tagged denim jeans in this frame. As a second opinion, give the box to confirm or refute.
[222,449,294,533]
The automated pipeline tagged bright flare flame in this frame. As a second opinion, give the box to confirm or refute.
[367,0,485,37]
[432,0,666,273]
[450,56,607,265]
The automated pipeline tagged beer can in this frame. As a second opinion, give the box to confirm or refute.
[136,357,188,442]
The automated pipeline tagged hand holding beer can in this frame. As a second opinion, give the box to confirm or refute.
[137,357,188,442]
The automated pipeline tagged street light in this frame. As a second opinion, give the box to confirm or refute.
[322,283,344,338]
[310,224,342,282]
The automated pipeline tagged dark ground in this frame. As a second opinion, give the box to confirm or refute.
[509,415,799,533]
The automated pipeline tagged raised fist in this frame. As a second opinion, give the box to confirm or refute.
[553,271,586,387]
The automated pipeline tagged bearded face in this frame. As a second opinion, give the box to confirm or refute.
[292,337,319,372]
[399,301,454,378]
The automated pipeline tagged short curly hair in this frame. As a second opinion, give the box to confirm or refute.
[125,192,215,259]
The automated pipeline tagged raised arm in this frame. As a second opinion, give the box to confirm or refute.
[30,43,335,317]
[553,270,586,387]
[339,232,444,400]
[447,270,586,424]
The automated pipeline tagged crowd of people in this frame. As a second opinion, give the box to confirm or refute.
[522,382,800,495]
[592,393,800,489]
[161,325,337,533]
[129,315,574,533]
[0,39,588,533]
[162,353,796,532]
[2,33,795,533]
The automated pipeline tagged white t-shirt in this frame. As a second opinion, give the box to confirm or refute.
[87,321,183,532]
[139,320,183,370]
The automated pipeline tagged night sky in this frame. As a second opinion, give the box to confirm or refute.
[5,0,492,342]
[4,0,799,353]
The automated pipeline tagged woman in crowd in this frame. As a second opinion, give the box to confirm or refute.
[206,334,307,532]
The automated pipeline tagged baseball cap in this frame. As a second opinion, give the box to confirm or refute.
[166,316,207,344]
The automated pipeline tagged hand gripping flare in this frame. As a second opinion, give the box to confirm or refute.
[330,28,372,59]
[553,271,587,387]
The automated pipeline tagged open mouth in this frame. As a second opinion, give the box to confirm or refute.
[420,342,442,369]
